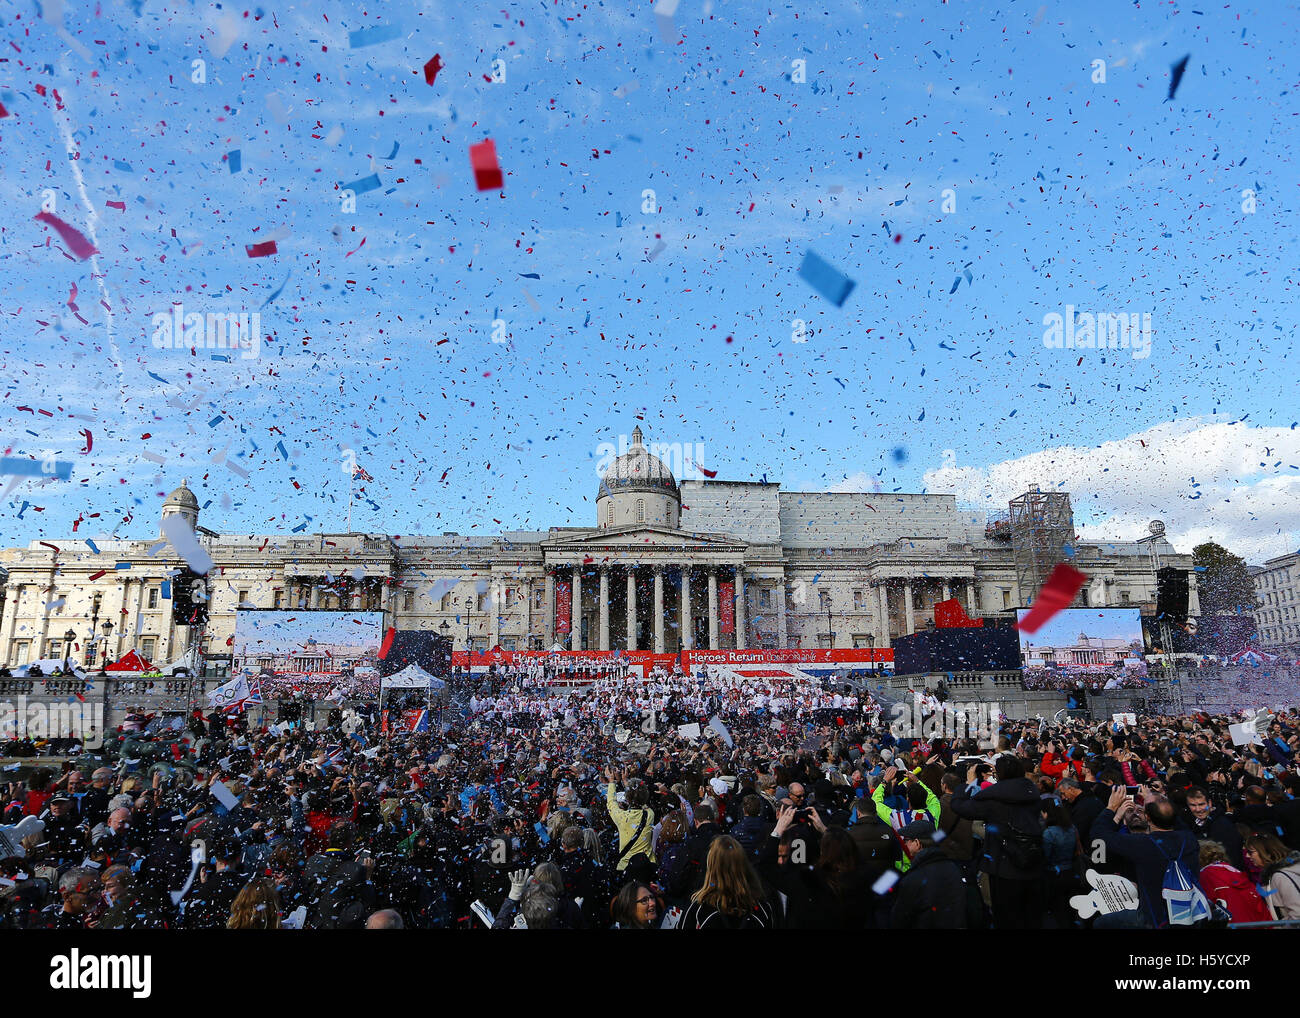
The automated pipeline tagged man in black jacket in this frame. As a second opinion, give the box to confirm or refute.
[731,794,774,862]
[682,802,724,893]
[182,837,246,929]
[1058,779,1102,849]
[1182,786,1243,863]
[890,818,969,929]
[950,755,1045,929]
[302,821,376,929]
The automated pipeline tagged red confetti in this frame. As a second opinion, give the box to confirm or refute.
[1015,563,1088,635]
[34,211,98,259]
[88,569,107,581]
[245,240,278,258]
[423,53,445,85]
[378,626,397,659]
[469,138,503,191]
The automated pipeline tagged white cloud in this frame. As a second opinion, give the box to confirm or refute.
[920,417,1300,563]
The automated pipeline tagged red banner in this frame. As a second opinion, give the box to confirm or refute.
[718,581,735,634]
[684,648,892,666]
[554,580,571,634]
[449,648,894,669]
[934,598,983,628]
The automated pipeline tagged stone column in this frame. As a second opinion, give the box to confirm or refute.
[599,567,610,651]
[489,576,501,650]
[523,578,533,648]
[735,567,747,650]
[653,567,665,653]
[942,580,951,603]
[310,580,321,610]
[1091,577,1106,608]
[1188,571,1200,616]
[544,570,555,647]
[626,569,637,651]
[571,566,582,651]
[114,580,129,660]
[707,568,719,650]
[681,567,693,650]
[903,580,915,635]
[876,583,890,644]
[777,578,788,648]
[1,584,20,663]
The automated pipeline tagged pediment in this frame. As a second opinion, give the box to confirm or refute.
[542,525,744,551]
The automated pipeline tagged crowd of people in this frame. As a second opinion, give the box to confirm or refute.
[1021,667,1149,691]
[2,663,1298,931]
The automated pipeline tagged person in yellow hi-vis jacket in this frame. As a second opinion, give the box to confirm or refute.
[605,766,656,873]
[871,766,942,873]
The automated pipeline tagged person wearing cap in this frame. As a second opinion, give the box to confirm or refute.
[889,819,970,929]
[37,792,86,867]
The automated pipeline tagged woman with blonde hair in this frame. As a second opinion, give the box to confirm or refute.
[227,877,282,930]
[1245,832,1300,920]
[678,835,775,929]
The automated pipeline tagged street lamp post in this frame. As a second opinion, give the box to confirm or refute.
[826,605,834,651]
[63,629,75,673]
[439,619,455,688]
[100,621,114,716]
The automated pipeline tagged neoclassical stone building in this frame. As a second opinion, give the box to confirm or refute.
[0,427,1196,673]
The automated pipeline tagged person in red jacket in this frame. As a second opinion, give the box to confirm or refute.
[1198,840,1271,923]
[1039,739,1085,784]
[23,773,53,818]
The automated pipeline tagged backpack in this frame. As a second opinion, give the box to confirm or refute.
[1155,836,1210,927]
[999,822,1045,872]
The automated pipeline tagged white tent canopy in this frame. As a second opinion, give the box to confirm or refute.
[14,658,84,677]
[380,664,447,690]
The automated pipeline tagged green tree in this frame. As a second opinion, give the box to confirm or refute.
[1192,542,1259,615]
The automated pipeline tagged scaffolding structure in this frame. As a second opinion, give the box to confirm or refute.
[1008,488,1076,603]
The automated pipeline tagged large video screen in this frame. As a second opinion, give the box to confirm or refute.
[232,611,385,698]
[1017,607,1147,680]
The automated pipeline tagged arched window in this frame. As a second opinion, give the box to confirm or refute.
[636,499,645,523]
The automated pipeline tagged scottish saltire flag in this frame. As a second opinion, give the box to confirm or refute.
[1163,862,1212,926]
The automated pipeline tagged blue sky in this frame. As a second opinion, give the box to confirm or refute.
[1,0,1297,560]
